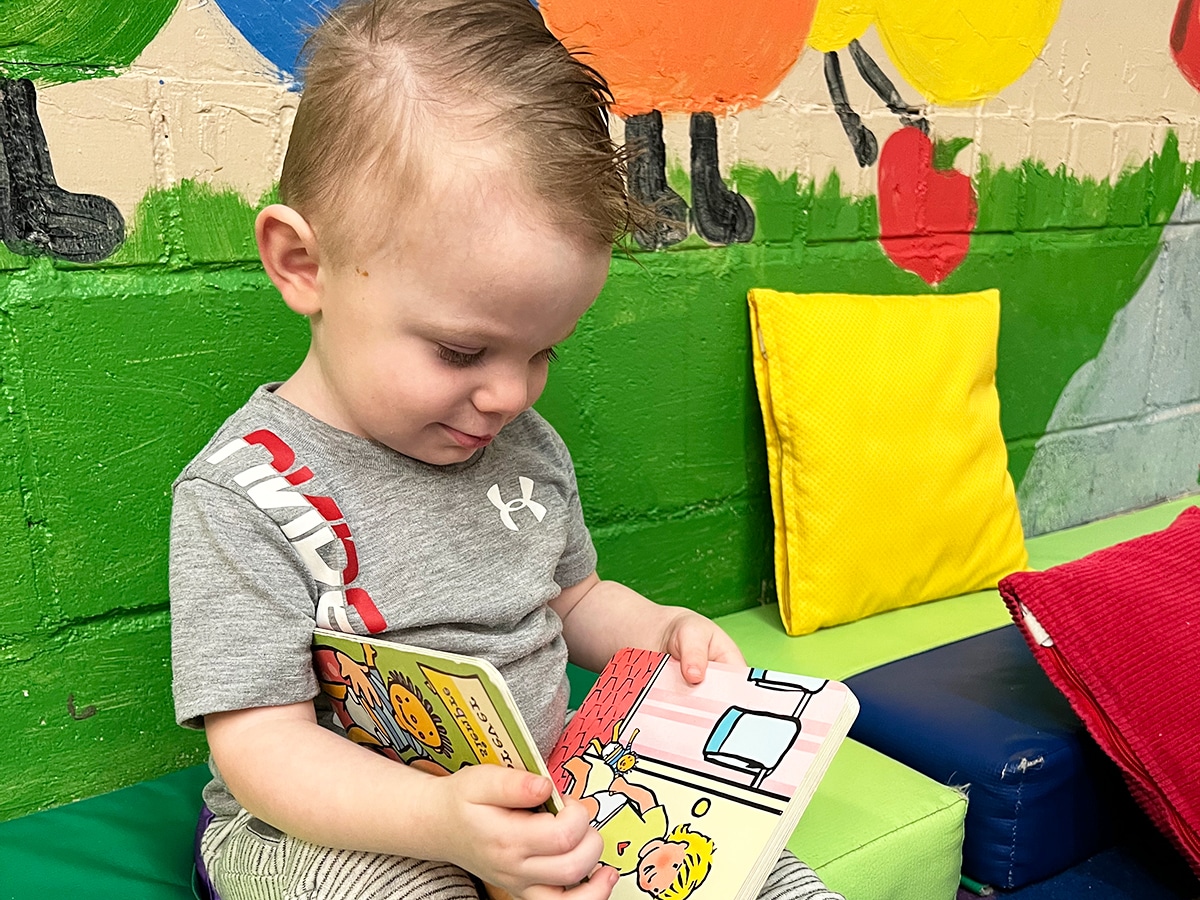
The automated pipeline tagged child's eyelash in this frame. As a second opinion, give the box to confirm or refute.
[437,345,484,367]
[436,345,557,367]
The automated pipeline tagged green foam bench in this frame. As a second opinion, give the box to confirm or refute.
[2,497,1194,900]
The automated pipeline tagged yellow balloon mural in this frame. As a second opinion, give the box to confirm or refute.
[875,1,1064,105]
[808,0,876,54]
[812,0,1063,104]
[810,0,1062,281]
[811,0,1064,170]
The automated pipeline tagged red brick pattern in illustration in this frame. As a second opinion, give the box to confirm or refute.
[547,647,666,790]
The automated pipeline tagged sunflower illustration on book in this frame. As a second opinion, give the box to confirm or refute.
[314,643,454,776]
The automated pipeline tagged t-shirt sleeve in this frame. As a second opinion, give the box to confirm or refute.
[170,477,320,729]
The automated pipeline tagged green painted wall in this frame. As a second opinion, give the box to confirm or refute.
[0,2,177,84]
[0,135,1187,818]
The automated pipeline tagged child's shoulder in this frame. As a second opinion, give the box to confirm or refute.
[503,407,575,467]
[174,383,299,488]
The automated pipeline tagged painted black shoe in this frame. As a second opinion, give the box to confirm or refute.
[625,110,689,249]
[0,78,124,263]
[689,111,754,244]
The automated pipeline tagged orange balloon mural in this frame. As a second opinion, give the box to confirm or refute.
[540,0,819,249]
[539,1,818,117]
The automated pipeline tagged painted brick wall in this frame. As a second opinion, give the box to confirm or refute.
[2,0,1200,819]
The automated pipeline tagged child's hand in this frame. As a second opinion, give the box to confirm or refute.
[337,654,379,706]
[434,765,617,900]
[660,608,746,684]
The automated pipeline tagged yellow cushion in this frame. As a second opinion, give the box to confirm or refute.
[748,288,1028,636]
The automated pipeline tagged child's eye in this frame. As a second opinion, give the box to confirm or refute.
[536,346,559,364]
[437,344,484,368]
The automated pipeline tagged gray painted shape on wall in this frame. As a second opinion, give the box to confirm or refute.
[1018,190,1200,535]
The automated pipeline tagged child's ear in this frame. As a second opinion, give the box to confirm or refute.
[255,204,323,316]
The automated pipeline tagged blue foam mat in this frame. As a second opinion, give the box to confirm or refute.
[846,625,1128,888]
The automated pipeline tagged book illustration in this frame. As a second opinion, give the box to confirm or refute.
[703,669,830,790]
[561,718,716,895]
[310,633,853,899]
[549,648,855,899]
[314,639,452,775]
[312,630,555,799]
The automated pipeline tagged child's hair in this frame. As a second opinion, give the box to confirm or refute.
[279,0,639,260]
[658,823,715,900]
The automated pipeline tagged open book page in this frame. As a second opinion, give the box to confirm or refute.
[312,628,562,811]
[548,648,858,900]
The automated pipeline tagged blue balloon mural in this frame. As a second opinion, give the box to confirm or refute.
[219,0,337,82]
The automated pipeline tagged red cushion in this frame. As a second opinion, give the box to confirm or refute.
[1000,505,1200,877]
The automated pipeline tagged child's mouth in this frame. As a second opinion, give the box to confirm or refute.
[443,424,493,449]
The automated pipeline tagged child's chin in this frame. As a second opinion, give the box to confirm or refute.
[413,444,480,466]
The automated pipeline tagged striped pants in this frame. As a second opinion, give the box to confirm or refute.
[198,810,845,900]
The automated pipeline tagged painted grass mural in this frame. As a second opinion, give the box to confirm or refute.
[0,3,177,85]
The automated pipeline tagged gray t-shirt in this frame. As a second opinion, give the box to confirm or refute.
[170,385,597,815]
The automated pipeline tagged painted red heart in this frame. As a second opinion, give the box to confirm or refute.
[877,127,978,285]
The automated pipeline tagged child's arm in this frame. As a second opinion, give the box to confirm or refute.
[205,700,619,900]
[549,573,744,684]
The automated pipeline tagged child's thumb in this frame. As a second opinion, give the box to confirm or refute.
[466,766,553,809]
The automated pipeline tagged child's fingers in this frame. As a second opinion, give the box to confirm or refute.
[451,769,600,877]
[708,627,746,667]
[518,825,606,889]
[671,615,714,683]
[456,764,554,810]
[517,800,601,864]
[522,865,619,900]
[679,648,708,683]
[668,612,746,682]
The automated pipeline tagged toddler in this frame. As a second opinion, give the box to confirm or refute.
[169,2,844,899]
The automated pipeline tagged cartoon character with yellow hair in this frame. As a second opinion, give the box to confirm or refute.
[560,722,716,898]
[636,824,715,900]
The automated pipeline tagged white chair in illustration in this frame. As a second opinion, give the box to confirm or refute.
[701,670,829,789]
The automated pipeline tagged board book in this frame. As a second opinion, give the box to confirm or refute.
[313,630,859,900]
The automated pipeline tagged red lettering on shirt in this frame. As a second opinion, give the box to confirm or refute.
[206,429,386,634]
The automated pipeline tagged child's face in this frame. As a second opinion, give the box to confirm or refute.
[295,166,611,465]
[388,681,442,749]
[637,838,687,896]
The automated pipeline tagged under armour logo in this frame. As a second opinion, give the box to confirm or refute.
[487,476,547,532]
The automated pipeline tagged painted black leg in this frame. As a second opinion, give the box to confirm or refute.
[0,114,11,249]
[689,111,753,244]
[824,51,878,167]
[848,40,929,135]
[625,111,689,250]
[0,78,124,263]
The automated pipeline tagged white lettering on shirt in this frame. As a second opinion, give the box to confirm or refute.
[206,428,386,633]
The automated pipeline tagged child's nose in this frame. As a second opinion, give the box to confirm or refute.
[473,370,531,418]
